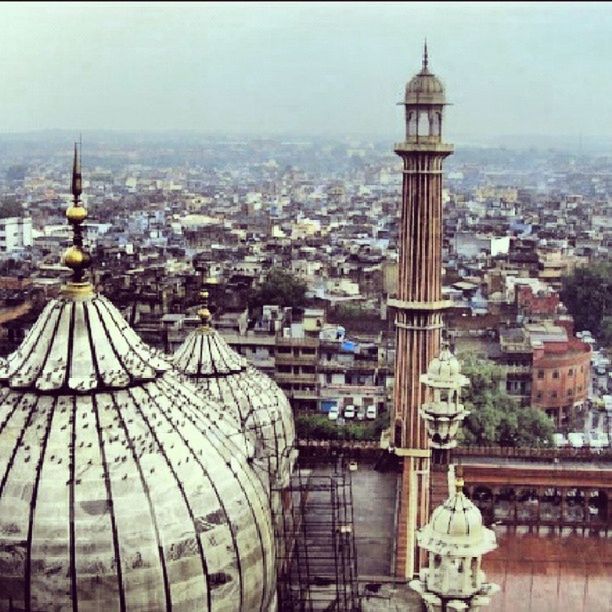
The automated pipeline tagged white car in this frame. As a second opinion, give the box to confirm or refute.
[552,433,568,448]
[328,408,339,421]
[587,431,606,451]
[356,407,366,421]
[344,405,356,419]
[567,432,585,449]
[366,405,377,420]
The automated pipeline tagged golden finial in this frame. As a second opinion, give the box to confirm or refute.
[62,142,93,297]
[198,289,212,329]
[455,464,464,493]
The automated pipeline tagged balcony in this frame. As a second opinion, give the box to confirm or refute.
[274,372,318,383]
[505,365,532,375]
[276,336,319,348]
[318,360,381,372]
[275,353,318,365]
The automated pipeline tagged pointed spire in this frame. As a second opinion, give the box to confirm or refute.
[422,38,429,72]
[71,142,82,202]
[63,142,91,291]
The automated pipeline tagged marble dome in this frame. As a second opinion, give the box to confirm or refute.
[173,311,296,492]
[404,44,446,106]
[422,347,468,389]
[417,481,497,558]
[0,149,276,612]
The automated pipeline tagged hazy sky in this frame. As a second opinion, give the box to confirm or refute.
[1,2,611,140]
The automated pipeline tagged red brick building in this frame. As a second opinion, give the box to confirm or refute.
[500,322,591,426]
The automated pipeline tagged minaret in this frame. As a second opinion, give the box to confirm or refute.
[390,44,453,578]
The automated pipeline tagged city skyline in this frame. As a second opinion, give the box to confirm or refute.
[1,2,611,144]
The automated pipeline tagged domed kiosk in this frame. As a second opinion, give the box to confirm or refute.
[402,41,448,145]
[410,472,499,612]
[173,289,296,493]
[0,147,276,611]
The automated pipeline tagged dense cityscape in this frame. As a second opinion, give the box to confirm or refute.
[1,134,610,438]
[0,3,611,611]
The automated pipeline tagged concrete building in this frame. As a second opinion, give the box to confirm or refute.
[500,322,591,426]
[0,215,33,252]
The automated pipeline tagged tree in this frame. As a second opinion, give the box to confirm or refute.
[560,262,612,346]
[458,353,554,448]
[250,268,307,310]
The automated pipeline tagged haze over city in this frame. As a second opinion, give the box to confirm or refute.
[2,1,612,146]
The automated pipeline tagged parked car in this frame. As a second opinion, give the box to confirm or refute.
[552,433,568,448]
[344,405,356,419]
[567,432,585,449]
[356,407,366,421]
[328,408,339,421]
[587,431,606,451]
[366,405,377,420]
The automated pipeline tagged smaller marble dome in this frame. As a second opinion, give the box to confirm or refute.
[417,481,497,558]
[422,347,468,389]
[173,311,296,491]
[405,45,446,106]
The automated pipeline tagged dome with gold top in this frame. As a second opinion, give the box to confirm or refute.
[0,147,276,612]
[173,291,296,492]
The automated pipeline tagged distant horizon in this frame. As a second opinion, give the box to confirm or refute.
[0,127,610,155]
[1,3,611,140]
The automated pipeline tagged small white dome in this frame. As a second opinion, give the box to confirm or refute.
[174,326,296,489]
[421,348,468,389]
[417,486,497,557]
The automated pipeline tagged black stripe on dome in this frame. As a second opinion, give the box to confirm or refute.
[131,385,212,610]
[157,376,272,612]
[142,379,246,611]
[69,394,79,612]
[2,302,57,378]
[92,394,126,612]
[109,392,172,612]
[85,304,126,611]
[152,378,260,612]
[23,395,50,612]
[0,396,39,499]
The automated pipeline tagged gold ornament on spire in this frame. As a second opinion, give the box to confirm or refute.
[198,289,212,330]
[62,142,93,296]
[455,464,464,493]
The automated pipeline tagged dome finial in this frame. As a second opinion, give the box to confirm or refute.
[422,38,429,72]
[198,287,212,330]
[455,463,464,493]
[63,141,92,294]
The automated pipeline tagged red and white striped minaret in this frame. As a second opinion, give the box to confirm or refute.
[390,43,453,579]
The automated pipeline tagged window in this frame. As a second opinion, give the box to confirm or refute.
[552,370,559,379]
[567,389,574,397]
[568,368,574,376]
[550,391,558,399]
[536,392,543,400]
[537,370,545,379]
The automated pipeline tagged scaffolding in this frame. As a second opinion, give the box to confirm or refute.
[274,455,360,611]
